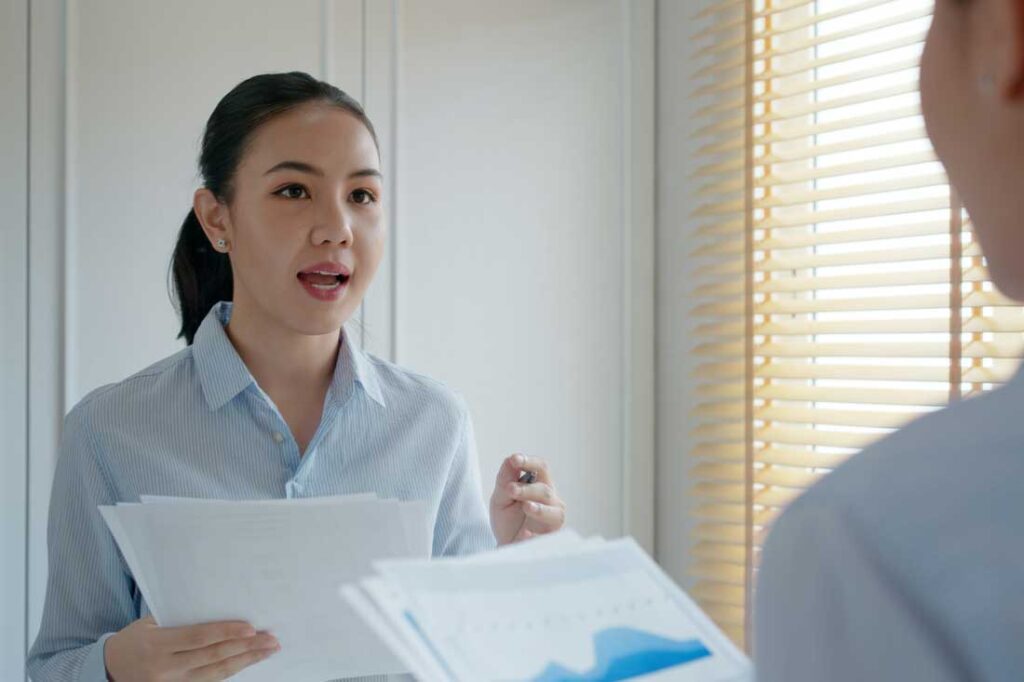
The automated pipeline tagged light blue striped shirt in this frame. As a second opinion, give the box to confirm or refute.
[26,301,496,681]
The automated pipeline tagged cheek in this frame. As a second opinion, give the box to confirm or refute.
[355,217,387,276]
[232,210,301,282]
[920,21,949,155]
[920,10,973,160]
[919,29,936,123]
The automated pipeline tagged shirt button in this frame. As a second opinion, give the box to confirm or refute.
[272,431,285,444]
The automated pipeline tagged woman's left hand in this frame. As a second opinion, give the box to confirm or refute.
[489,453,567,545]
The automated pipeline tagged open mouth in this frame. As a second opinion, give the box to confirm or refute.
[297,271,351,290]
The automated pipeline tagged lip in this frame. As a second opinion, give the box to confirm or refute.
[296,260,353,302]
[298,261,352,277]
[298,275,348,302]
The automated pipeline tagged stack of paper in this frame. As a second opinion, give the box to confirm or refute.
[99,494,431,681]
[342,531,752,682]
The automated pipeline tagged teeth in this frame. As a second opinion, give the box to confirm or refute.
[311,281,341,290]
[302,270,346,276]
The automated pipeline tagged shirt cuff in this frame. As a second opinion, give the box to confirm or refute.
[81,632,117,682]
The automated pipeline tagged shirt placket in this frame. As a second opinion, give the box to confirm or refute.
[246,386,305,497]
[246,384,346,499]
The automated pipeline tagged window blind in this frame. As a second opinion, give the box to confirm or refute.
[688,0,1024,649]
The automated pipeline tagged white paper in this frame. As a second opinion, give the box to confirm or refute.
[137,493,378,505]
[100,496,431,681]
[341,580,443,681]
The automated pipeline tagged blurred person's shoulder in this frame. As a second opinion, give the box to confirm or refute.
[797,368,1024,519]
[766,366,1024,679]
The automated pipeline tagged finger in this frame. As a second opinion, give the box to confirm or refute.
[516,455,552,485]
[176,631,279,670]
[191,646,279,682]
[522,500,566,532]
[494,453,527,487]
[514,526,535,542]
[157,620,257,653]
[509,482,557,506]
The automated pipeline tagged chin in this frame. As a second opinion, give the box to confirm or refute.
[287,306,351,337]
[987,263,1024,303]
[969,218,1024,303]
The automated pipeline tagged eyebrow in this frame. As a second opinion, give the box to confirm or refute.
[262,160,382,179]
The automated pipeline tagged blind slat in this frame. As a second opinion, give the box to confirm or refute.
[757,383,949,406]
[758,405,926,429]
[757,425,883,450]
[698,167,945,216]
[757,57,920,104]
[754,80,919,123]
[757,220,947,249]
[758,34,925,82]
[757,7,932,61]
[756,150,938,187]
[757,267,958,293]
[759,105,922,146]
[759,242,976,271]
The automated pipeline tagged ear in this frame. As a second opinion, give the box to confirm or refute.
[193,187,231,251]
[995,0,1024,99]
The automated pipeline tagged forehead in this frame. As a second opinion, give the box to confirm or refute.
[240,102,379,175]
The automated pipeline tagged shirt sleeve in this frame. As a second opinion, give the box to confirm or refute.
[431,393,497,557]
[754,497,961,682]
[26,402,137,682]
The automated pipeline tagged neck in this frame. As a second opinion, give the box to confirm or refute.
[223,298,340,399]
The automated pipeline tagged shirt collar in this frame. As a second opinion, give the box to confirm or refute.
[336,319,387,409]
[192,301,386,411]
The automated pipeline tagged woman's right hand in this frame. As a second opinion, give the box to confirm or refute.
[104,615,281,681]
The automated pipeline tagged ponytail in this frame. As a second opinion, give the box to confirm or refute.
[169,71,378,345]
[171,208,233,345]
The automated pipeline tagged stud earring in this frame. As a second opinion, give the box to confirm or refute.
[216,238,227,251]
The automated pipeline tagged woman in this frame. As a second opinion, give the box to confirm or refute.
[26,72,566,682]
[756,1,1024,680]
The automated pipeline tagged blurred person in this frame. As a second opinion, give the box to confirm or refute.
[756,2,1024,680]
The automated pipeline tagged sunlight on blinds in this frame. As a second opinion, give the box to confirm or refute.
[688,0,1024,650]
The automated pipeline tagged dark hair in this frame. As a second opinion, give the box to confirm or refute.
[171,71,379,345]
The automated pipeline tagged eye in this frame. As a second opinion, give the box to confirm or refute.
[274,184,309,200]
[350,189,377,205]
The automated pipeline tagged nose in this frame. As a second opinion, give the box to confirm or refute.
[311,192,354,246]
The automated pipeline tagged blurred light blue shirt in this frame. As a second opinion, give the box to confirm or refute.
[27,301,495,681]
[756,361,1024,681]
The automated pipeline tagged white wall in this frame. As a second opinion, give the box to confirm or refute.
[1,0,29,677]
[656,0,703,590]
[67,0,350,404]
[394,0,654,543]
[4,0,655,677]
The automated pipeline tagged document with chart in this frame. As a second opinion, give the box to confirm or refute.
[342,532,751,682]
